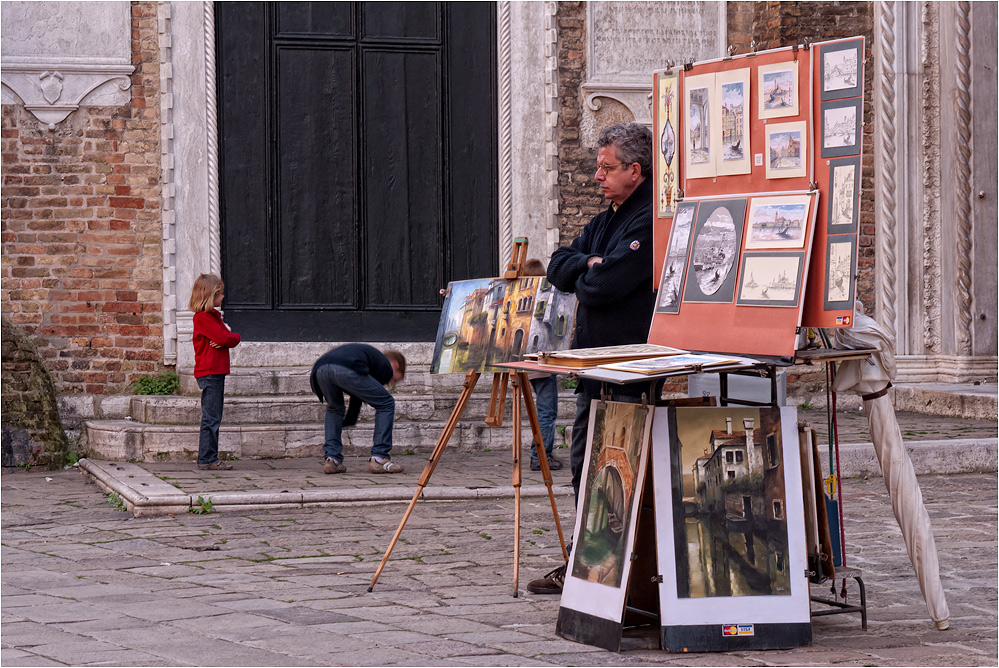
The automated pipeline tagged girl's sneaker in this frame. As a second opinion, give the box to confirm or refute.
[368,458,404,474]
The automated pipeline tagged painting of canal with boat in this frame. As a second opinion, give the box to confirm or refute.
[668,406,792,598]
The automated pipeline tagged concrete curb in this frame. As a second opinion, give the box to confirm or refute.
[78,458,575,517]
[79,436,997,517]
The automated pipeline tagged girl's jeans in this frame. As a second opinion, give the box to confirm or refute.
[196,374,226,465]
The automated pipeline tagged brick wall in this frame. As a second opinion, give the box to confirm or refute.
[1,2,163,395]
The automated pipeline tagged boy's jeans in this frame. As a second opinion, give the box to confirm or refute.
[314,364,394,463]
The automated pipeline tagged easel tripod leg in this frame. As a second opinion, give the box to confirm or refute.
[367,371,481,592]
[512,378,523,597]
[517,372,568,561]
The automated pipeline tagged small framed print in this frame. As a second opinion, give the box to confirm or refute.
[758,61,799,120]
[827,157,860,233]
[682,198,747,304]
[657,201,698,314]
[820,98,862,158]
[820,39,863,101]
[824,236,856,310]
[716,68,752,176]
[746,195,812,250]
[765,121,807,179]
[736,251,806,308]
[656,70,681,218]
[684,72,716,180]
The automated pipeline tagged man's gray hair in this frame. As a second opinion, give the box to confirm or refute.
[597,122,653,178]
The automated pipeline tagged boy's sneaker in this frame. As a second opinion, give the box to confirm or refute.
[526,563,566,594]
[197,460,232,471]
[324,458,346,474]
[530,454,563,471]
[368,458,404,474]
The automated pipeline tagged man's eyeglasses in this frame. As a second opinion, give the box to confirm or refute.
[595,162,630,175]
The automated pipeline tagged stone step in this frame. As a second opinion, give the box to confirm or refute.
[179,365,506,397]
[84,419,572,463]
[129,391,578,425]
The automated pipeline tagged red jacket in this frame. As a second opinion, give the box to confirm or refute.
[192,309,241,377]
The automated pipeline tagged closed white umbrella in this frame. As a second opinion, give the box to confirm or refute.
[832,302,950,630]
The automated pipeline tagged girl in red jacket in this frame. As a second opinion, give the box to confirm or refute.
[190,273,241,470]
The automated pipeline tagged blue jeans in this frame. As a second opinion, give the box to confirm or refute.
[314,364,395,463]
[529,375,558,464]
[196,374,225,465]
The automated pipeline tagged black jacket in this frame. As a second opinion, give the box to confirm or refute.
[548,177,656,351]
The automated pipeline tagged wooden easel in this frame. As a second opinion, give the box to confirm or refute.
[367,239,569,596]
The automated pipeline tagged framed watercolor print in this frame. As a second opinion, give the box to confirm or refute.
[736,251,806,308]
[656,71,681,218]
[652,405,812,652]
[715,68,752,176]
[684,72,716,180]
[820,98,862,158]
[820,39,863,101]
[745,195,812,250]
[556,400,654,651]
[682,198,747,304]
[827,157,860,233]
[657,201,698,314]
[764,121,807,179]
[758,61,799,119]
[824,236,856,309]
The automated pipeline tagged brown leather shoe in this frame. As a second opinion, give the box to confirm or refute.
[368,458,404,474]
[197,460,232,471]
[324,458,347,474]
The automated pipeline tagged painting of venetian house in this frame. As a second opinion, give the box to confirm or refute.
[670,407,791,599]
[524,277,577,355]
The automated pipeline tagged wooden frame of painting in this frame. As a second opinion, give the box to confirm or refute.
[656,200,698,314]
[556,400,654,651]
[823,235,856,310]
[715,68,752,176]
[684,72,716,180]
[745,194,812,250]
[764,121,807,180]
[820,98,861,158]
[819,39,863,101]
[651,405,812,652]
[655,70,681,218]
[431,277,576,374]
[682,198,747,304]
[736,251,807,308]
[758,60,799,120]
[826,156,860,233]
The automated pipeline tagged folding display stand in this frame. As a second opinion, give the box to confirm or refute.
[368,241,569,596]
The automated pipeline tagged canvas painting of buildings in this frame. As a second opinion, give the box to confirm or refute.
[571,401,651,588]
[431,277,576,374]
[669,407,792,598]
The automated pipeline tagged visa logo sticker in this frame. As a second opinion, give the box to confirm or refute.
[835,316,852,326]
[723,624,754,636]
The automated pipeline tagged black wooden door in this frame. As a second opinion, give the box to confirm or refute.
[216,2,497,341]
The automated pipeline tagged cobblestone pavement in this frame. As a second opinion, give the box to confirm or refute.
[2,464,996,667]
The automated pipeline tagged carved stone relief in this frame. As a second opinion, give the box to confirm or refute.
[0,2,133,127]
[581,1,726,127]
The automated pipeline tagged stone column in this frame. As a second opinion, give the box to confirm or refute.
[873,1,997,382]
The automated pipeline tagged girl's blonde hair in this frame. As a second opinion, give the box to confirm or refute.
[189,273,225,313]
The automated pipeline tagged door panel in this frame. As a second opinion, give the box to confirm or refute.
[217,2,496,341]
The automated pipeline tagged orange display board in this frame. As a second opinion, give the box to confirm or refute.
[650,38,865,357]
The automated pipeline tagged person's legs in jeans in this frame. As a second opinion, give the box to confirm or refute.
[315,364,346,463]
[328,365,396,460]
[570,386,597,505]
[529,375,558,465]
[196,374,225,465]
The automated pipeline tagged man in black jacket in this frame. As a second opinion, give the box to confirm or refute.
[310,344,406,474]
[529,122,658,594]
